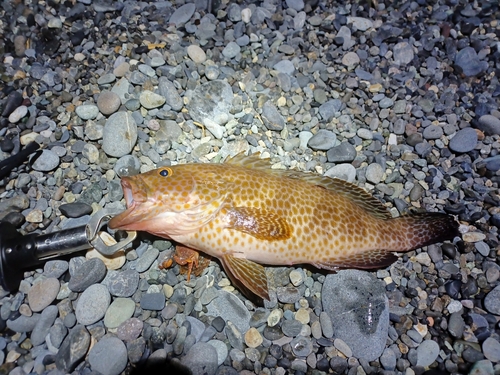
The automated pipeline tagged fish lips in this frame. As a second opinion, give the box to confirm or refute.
[108,176,148,230]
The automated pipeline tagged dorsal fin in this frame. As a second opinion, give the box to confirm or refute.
[281,171,392,220]
[224,152,272,170]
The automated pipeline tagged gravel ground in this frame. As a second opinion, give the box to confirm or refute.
[0,0,500,374]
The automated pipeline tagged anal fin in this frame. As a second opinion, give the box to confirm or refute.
[313,250,398,271]
[221,254,270,302]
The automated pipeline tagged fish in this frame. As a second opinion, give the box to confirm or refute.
[108,152,459,303]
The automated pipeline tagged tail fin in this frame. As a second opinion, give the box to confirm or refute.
[392,212,459,251]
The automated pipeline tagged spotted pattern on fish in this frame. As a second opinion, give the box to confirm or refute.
[109,153,459,302]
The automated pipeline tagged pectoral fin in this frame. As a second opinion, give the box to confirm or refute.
[226,207,292,241]
[313,250,398,270]
[221,254,270,301]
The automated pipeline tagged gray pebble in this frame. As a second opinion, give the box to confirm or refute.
[206,290,250,334]
[102,112,137,157]
[380,347,397,370]
[31,305,58,346]
[75,284,111,325]
[32,149,60,172]
[97,91,121,115]
[290,336,313,357]
[181,342,218,375]
[103,269,139,297]
[207,340,228,366]
[319,99,342,121]
[43,260,69,279]
[281,319,303,337]
[365,163,384,184]
[68,258,107,292]
[416,339,440,367]
[104,298,135,329]
[28,278,60,312]
[6,314,40,333]
[75,104,99,120]
[322,270,389,361]
[307,129,337,151]
[140,293,165,311]
[484,285,500,315]
[49,321,67,349]
[88,336,128,375]
[55,325,90,373]
[455,46,487,77]
[169,3,195,25]
[158,77,183,111]
[449,127,477,153]
[135,247,159,272]
[482,337,500,362]
[319,312,334,338]
[324,164,356,183]
[478,114,500,135]
[448,312,465,338]
[423,125,443,139]
[261,102,285,131]
[273,60,295,75]
[117,317,143,341]
[222,42,240,59]
[139,90,166,109]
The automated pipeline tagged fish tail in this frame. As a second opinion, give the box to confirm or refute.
[390,212,459,251]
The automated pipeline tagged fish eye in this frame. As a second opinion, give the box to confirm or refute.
[159,168,171,177]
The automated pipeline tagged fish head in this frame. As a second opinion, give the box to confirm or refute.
[108,164,228,237]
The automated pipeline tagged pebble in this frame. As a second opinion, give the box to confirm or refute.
[102,112,137,157]
[43,260,69,278]
[206,291,251,334]
[169,3,195,25]
[187,45,206,64]
[88,336,128,375]
[75,104,99,120]
[8,105,28,123]
[307,130,337,151]
[478,114,500,135]
[103,269,139,297]
[55,325,90,372]
[327,142,357,163]
[484,285,500,315]
[31,305,58,346]
[117,317,143,341]
[482,338,500,362]
[416,340,440,367]
[322,271,388,361]
[139,90,166,109]
[261,102,285,131]
[158,77,183,111]
[97,91,121,115]
[32,150,60,172]
[455,46,487,76]
[75,284,111,325]
[181,342,218,375]
[449,127,478,153]
[365,163,384,184]
[103,298,135,329]
[134,247,159,272]
[324,164,357,183]
[393,42,414,65]
[68,258,107,292]
[28,278,60,312]
[244,327,263,348]
[140,293,165,311]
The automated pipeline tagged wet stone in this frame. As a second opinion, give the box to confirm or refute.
[290,336,313,357]
[7,314,40,333]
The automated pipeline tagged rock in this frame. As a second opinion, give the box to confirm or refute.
[103,269,139,297]
[307,130,337,151]
[97,91,121,115]
[347,16,373,31]
[449,127,478,152]
[393,42,414,65]
[31,305,58,346]
[206,290,251,334]
[324,164,357,183]
[158,77,183,111]
[273,60,295,75]
[342,52,360,67]
[322,270,389,361]
[365,163,384,184]
[180,342,218,375]
[244,327,263,348]
[104,298,135,329]
[140,293,166,311]
[2,91,23,117]
[455,47,488,76]
[43,260,69,279]
[478,115,500,135]
[75,104,99,120]
[222,42,240,59]
[59,202,93,218]
[8,105,28,123]
[102,112,137,157]
[139,90,166,109]
[169,3,195,25]
[319,99,342,121]
[55,325,90,372]
[484,285,500,315]
[32,149,60,172]
[416,340,440,367]
[468,360,494,375]
[68,258,107,292]
[261,102,285,131]
[75,284,111,325]
[88,336,128,375]
[187,45,206,64]
[482,337,500,362]
[6,314,40,333]
[28,278,60,312]
[117,318,143,342]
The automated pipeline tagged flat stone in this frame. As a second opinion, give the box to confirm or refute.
[307,129,337,151]
[478,115,500,135]
[181,342,218,375]
[139,90,166,109]
[206,290,251,334]
[158,77,183,111]
[75,104,99,120]
[32,149,60,172]
[117,317,143,341]
[482,337,500,362]
[324,164,357,183]
[140,293,165,311]
[169,3,195,25]
[416,339,440,367]
[393,41,414,65]
[484,285,500,315]
[31,305,58,346]
[449,127,478,152]
[103,269,139,297]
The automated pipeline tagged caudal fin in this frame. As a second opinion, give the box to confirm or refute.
[392,212,459,251]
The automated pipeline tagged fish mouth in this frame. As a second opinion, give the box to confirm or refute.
[108,177,148,230]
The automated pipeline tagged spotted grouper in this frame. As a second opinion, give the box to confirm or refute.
[108,152,459,302]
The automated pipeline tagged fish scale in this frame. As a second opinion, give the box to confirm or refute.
[109,153,459,303]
